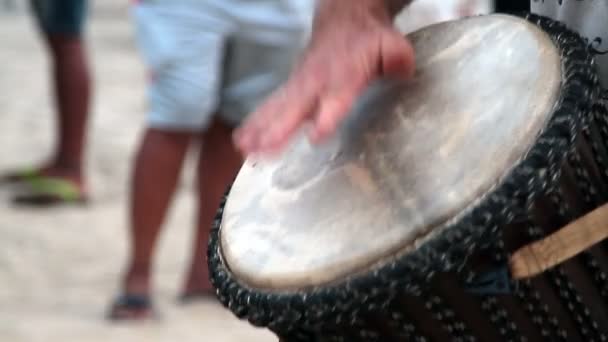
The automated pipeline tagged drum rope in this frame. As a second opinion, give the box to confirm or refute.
[569,152,599,205]
[525,16,607,340]
[348,312,384,342]
[588,93,608,307]
[516,280,568,341]
[474,240,528,342]
[567,152,608,305]
[469,234,577,342]
[561,49,608,326]
[542,194,607,342]
[420,290,476,342]
[384,302,429,342]
[461,241,525,342]
[590,95,608,184]
[488,230,566,342]
[276,331,316,342]
[489,236,568,342]
[479,296,524,342]
[583,125,608,194]
[548,267,605,342]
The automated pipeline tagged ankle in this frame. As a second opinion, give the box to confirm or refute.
[42,163,84,183]
[49,160,82,173]
[123,266,152,295]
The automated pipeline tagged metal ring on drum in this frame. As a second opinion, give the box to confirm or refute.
[209,13,608,342]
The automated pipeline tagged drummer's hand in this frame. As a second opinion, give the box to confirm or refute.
[233,0,416,157]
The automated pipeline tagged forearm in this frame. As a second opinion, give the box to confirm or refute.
[385,0,415,17]
[313,0,414,40]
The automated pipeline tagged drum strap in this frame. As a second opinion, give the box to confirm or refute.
[510,202,608,279]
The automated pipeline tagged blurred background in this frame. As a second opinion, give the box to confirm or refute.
[0,0,523,341]
[0,1,276,341]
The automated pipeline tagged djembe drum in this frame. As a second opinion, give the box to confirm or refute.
[209,13,608,341]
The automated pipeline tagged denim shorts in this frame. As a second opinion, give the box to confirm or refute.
[30,0,88,36]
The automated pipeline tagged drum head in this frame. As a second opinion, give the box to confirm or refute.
[220,14,562,290]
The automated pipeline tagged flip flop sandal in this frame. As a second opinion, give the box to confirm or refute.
[107,294,158,321]
[0,167,40,184]
[12,176,88,207]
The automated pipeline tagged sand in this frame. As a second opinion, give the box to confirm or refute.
[0,3,274,342]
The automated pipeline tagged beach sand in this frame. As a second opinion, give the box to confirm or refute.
[0,3,274,341]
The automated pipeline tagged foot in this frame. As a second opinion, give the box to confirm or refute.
[108,269,155,321]
[2,165,87,206]
[2,165,82,184]
[107,294,156,321]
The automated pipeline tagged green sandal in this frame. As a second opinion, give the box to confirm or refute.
[0,167,40,184]
[12,173,87,206]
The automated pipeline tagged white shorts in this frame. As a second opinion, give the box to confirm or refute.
[131,0,314,131]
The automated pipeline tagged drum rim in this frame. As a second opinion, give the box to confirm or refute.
[208,13,601,335]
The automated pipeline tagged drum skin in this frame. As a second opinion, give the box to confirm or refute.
[209,13,608,342]
[220,14,561,291]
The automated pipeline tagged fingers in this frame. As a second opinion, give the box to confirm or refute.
[310,32,415,144]
[233,74,319,155]
[380,30,416,79]
[309,77,367,144]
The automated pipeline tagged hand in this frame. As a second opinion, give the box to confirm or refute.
[233,0,416,157]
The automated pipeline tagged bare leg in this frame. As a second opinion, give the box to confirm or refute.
[4,32,91,202]
[43,34,91,189]
[182,118,243,297]
[120,129,191,304]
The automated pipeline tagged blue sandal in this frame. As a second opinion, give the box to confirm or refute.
[107,294,157,321]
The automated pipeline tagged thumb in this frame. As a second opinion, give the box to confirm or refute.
[379,30,416,80]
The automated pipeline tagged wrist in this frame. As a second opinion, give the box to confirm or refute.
[318,0,410,18]
[384,0,413,17]
[316,0,394,24]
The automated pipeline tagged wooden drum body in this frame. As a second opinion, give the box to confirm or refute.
[209,13,608,341]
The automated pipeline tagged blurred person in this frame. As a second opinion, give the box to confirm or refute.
[107,0,314,320]
[1,0,91,206]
